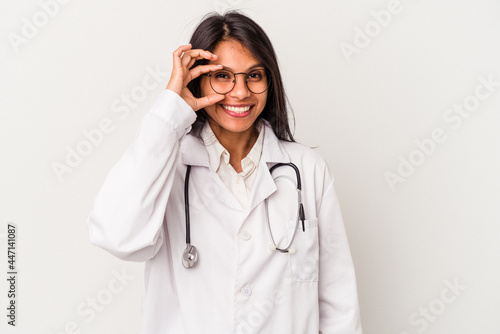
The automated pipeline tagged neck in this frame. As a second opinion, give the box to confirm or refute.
[208,121,259,173]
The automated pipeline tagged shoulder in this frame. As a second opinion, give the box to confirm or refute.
[261,120,334,184]
[280,140,328,167]
[281,140,324,160]
[279,140,334,185]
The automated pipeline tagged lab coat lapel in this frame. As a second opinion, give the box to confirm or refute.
[180,131,208,167]
[243,121,290,217]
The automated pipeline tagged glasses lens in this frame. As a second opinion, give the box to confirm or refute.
[246,69,269,94]
[209,69,270,94]
[210,70,234,94]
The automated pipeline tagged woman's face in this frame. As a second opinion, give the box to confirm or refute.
[200,39,268,137]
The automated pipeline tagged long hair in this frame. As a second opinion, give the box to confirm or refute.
[186,11,295,142]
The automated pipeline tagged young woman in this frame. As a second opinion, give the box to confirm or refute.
[87,11,362,334]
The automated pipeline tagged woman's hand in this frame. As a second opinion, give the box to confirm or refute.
[166,44,224,111]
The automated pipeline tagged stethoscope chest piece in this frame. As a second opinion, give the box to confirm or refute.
[182,243,198,269]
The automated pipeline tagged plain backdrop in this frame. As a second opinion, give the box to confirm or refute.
[1,0,499,333]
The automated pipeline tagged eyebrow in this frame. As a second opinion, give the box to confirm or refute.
[220,64,265,72]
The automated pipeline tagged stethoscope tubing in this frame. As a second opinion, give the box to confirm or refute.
[184,165,192,245]
[182,162,306,268]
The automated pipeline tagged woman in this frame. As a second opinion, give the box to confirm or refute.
[87,11,362,334]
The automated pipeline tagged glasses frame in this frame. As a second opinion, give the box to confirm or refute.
[203,68,271,95]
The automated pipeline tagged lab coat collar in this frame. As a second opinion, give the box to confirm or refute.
[199,120,265,175]
[180,119,290,214]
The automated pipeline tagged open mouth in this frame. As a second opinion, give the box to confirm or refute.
[220,104,254,117]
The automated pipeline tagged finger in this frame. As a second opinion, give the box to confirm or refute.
[191,92,225,111]
[187,64,223,83]
[181,49,218,69]
[172,44,192,69]
[185,50,217,69]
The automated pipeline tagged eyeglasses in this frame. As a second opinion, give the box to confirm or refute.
[204,68,270,94]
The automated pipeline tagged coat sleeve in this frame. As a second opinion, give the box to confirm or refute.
[86,89,196,262]
[318,172,363,333]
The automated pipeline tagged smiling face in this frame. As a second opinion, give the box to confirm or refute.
[200,39,268,138]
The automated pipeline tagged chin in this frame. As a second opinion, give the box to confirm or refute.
[217,120,256,134]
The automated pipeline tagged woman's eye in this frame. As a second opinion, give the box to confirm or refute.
[248,71,263,80]
[214,71,231,79]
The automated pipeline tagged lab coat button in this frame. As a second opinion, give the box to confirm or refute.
[242,231,251,240]
[241,286,252,297]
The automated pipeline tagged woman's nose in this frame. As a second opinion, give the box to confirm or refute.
[228,74,251,99]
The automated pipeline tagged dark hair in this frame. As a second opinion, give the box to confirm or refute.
[187,11,295,142]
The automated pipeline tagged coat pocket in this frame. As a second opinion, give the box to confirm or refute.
[288,217,319,282]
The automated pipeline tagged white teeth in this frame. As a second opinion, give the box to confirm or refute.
[222,105,251,113]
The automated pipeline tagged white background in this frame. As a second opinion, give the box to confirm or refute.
[1,0,499,333]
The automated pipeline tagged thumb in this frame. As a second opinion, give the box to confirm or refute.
[193,93,225,111]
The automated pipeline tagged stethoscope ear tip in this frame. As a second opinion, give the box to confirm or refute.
[268,244,277,251]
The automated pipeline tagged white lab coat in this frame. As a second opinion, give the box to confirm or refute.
[87,89,362,334]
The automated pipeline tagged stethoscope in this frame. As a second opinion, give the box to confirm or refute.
[182,163,306,269]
